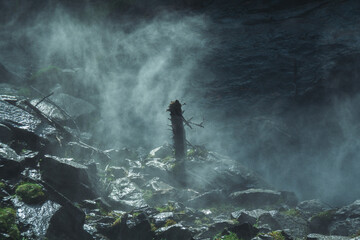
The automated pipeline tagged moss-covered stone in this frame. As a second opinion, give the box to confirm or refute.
[0,207,20,240]
[268,231,286,240]
[15,182,45,204]
[213,231,240,240]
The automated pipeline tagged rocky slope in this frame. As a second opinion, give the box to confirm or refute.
[1,89,360,240]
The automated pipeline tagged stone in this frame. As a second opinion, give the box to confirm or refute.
[229,189,282,208]
[0,100,57,147]
[297,199,332,219]
[40,155,98,201]
[46,203,92,240]
[329,200,360,236]
[149,144,173,159]
[0,123,13,143]
[155,223,193,240]
[0,143,23,179]
[227,223,259,240]
[107,177,147,210]
[153,212,174,227]
[307,233,351,240]
[12,197,61,239]
[187,189,226,208]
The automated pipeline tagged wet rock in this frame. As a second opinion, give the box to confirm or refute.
[12,197,61,239]
[195,220,235,239]
[0,123,13,143]
[153,212,174,227]
[0,143,23,178]
[329,200,360,236]
[229,189,282,208]
[231,209,273,222]
[258,213,281,231]
[46,203,92,240]
[143,158,171,181]
[105,148,138,165]
[0,100,57,148]
[227,222,259,240]
[187,189,226,208]
[230,210,258,225]
[307,233,351,240]
[185,154,269,193]
[155,223,193,240]
[309,210,336,235]
[107,177,147,210]
[105,166,128,179]
[31,92,95,120]
[106,213,154,240]
[271,211,308,239]
[149,144,173,159]
[40,155,99,202]
[144,177,176,205]
[297,199,332,219]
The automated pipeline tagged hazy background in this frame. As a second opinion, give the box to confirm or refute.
[1,0,360,206]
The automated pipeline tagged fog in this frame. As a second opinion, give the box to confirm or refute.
[1,0,360,206]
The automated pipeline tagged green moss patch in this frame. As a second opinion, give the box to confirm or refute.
[15,183,45,204]
[213,231,240,240]
[0,207,20,240]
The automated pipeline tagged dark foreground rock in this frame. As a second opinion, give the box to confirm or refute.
[46,204,92,240]
[40,155,99,202]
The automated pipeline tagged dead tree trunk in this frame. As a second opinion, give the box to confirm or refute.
[167,100,186,161]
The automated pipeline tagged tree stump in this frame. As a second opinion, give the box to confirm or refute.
[167,100,186,161]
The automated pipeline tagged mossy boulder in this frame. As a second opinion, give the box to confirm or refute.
[0,207,20,240]
[15,182,46,204]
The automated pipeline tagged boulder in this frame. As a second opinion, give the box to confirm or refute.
[271,211,308,239]
[149,144,173,159]
[0,123,13,143]
[152,212,175,227]
[329,200,360,236]
[0,143,23,178]
[227,223,259,240]
[307,233,351,240]
[12,197,61,239]
[46,203,92,240]
[309,210,336,235]
[229,189,283,208]
[40,155,99,201]
[0,100,57,148]
[187,189,226,208]
[107,177,147,210]
[106,213,154,240]
[30,92,95,121]
[155,223,193,240]
[297,199,332,219]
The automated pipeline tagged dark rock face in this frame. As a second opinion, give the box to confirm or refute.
[0,123,13,143]
[46,204,92,240]
[104,213,154,240]
[155,224,193,240]
[227,223,259,240]
[40,155,98,201]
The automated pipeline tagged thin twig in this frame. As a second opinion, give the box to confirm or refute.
[35,92,54,107]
